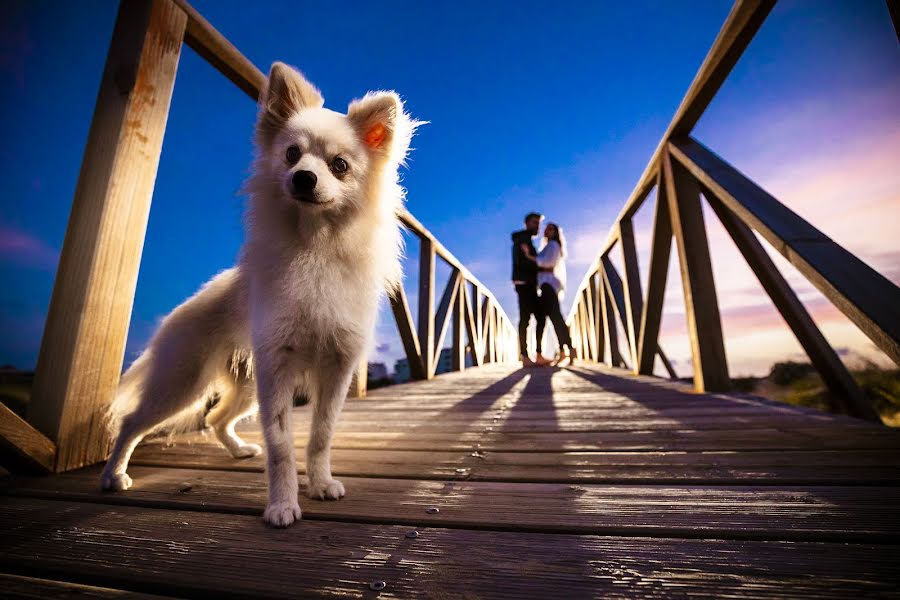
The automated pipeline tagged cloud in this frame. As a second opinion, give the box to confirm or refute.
[0,225,59,271]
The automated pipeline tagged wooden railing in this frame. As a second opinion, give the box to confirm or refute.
[565,0,900,422]
[0,0,514,474]
[391,212,517,385]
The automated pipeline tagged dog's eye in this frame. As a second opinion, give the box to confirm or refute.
[285,145,301,164]
[331,157,349,173]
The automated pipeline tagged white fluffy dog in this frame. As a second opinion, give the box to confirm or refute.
[100,62,419,527]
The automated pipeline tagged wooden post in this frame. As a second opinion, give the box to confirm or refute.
[481,299,493,364]
[348,355,367,399]
[417,237,435,378]
[28,0,187,472]
[592,272,605,362]
[637,172,673,375]
[582,288,598,361]
[619,218,644,369]
[452,280,465,371]
[706,189,879,421]
[663,148,730,392]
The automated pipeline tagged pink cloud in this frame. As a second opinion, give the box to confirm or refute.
[0,225,59,271]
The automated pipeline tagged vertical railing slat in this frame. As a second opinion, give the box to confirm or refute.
[662,147,730,392]
[619,218,644,370]
[417,237,436,379]
[637,171,674,376]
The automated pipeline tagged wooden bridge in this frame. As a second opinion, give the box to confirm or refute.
[2,0,899,597]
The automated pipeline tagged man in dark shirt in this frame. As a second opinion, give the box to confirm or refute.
[511,212,543,366]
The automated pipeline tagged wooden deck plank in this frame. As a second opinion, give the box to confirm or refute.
[1,497,897,599]
[141,426,900,453]
[3,466,899,542]
[0,573,180,599]
[127,444,900,485]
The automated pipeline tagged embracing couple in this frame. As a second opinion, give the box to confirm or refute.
[511,212,573,367]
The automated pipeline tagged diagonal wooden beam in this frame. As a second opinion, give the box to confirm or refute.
[462,284,482,368]
[389,286,426,380]
[705,186,879,421]
[599,259,627,369]
[605,243,678,378]
[0,403,56,473]
[619,218,644,368]
[431,270,461,377]
[671,136,900,367]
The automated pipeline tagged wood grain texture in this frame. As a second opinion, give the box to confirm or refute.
[1,498,896,599]
[28,0,187,472]
[5,467,900,542]
[5,361,900,596]
[0,402,56,473]
[663,148,730,392]
[670,136,900,366]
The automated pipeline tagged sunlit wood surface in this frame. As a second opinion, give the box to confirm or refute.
[2,363,900,597]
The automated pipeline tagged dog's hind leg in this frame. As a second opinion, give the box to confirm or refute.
[305,361,354,501]
[100,361,211,491]
[207,375,261,459]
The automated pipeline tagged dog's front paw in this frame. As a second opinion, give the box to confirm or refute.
[100,472,133,492]
[231,443,263,459]
[263,500,302,527]
[307,478,345,501]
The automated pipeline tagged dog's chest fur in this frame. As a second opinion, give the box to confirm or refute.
[245,227,385,363]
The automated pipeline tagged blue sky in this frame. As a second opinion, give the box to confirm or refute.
[1,1,897,376]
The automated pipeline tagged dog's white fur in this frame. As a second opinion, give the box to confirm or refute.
[100,63,419,527]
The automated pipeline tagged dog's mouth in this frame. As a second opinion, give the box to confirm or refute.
[292,193,331,205]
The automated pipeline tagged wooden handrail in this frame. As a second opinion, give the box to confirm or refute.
[567,0,776,303]
[563,0,894,422]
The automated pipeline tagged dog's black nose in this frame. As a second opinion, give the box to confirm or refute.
[292,170,317,194]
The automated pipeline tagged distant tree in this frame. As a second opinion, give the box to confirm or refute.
[769,361,815,386]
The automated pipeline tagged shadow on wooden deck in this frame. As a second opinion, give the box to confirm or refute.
[2,363,900,598]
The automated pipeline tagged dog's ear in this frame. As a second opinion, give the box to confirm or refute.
[257,62,324,143]
[347,92,401,154]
